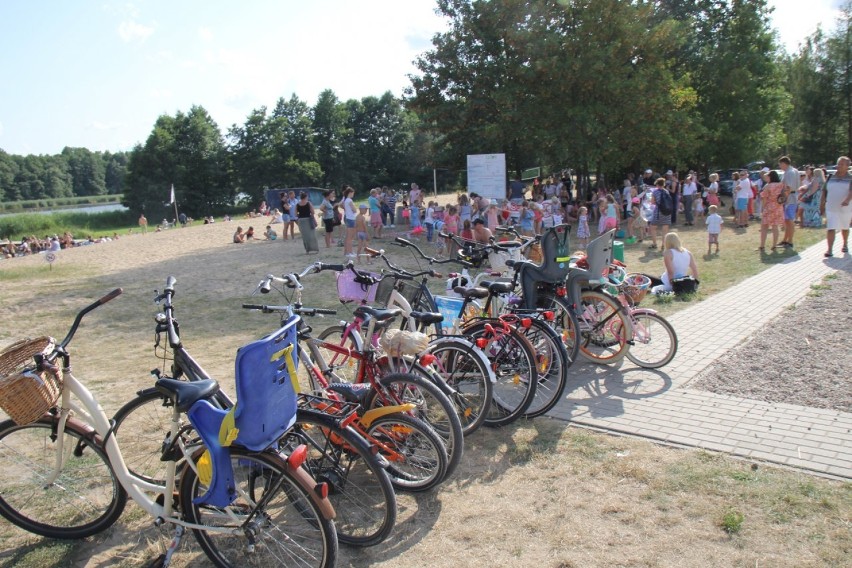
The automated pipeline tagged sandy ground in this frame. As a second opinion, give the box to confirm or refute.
[0,217,850,568]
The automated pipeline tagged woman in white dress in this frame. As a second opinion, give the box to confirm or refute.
[821,156,852,257]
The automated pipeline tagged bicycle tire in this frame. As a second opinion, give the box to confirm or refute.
[0,417,128,539]
[112,388,180,484]
[424,338,493,435]
[365,413,447,492]
[283,412,397,547]
[624,310,678,369]
[535,292,581,368]
[517,318,570,418]
[179,447,338,568]
[576,290,632,364]
[366,371,463,481]
[462,320,538,426]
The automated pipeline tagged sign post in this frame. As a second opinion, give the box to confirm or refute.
[466,154,506,201]
[45,252,57,271]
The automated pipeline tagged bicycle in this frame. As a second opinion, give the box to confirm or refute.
[251,263,459,485]
[328,255,495,435]
[375,238,541,426]
[0,284,337,567]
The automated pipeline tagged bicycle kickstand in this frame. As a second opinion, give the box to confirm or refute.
[146,524,185,568]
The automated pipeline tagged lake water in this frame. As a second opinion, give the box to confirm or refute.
[0,203,128,218]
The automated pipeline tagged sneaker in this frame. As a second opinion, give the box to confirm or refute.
[390,224,396,228]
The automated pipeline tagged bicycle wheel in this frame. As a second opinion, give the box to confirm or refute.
[179,447,338,568]
[0,418,128,539]
[462,321,538,427]
[624,310,678,369]
[365,413,446,492]
[576,290,631,364]
[112,388,178,484]
[283,412,397,547]
[535,292,581,368]
[316,324,362,384]
[425,338,493,435]
[517,318,570,418]
[367,371,463,480]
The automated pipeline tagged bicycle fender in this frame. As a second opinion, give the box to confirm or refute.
[630,307,658,316]
[360,403,416,428]
[286,461,336,521]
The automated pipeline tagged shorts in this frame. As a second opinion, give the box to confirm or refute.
[783,204,797,221]
[357,231,367,241]
[345,218,356,229]
[708,232,719,244]
[735,198,748,211]
[282,214,291,223]
[323,219,335,233]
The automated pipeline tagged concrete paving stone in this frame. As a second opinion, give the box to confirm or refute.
[795,446,839,460]
[827,465,852,477]
[805,455,852,469]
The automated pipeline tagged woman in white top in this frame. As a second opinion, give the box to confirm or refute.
[342,186,358,257]
[821,156,852,257]
[653,232,699,294]
[706,173,720,207]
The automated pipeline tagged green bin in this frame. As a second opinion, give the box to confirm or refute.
[613,240,624,263]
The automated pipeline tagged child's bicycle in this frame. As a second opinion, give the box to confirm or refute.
[0,285,337,567]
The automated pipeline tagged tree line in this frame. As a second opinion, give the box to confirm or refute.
[2,0,851,217]
[0,148,127,202]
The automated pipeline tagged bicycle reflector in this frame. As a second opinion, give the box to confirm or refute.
[314,482,329,499]
[520,318,532,329]
[419,353,437,366]
[288,444,308,469]
[542,311,555,322]
[556,286,567,297]
[476,338,488,349]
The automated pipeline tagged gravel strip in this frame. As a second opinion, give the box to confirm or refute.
[691,268,852,413]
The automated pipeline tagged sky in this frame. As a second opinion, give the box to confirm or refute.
[0,0,845,157]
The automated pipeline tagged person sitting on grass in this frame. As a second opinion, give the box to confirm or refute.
[652,232,699,295]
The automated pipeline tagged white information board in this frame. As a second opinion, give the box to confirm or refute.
[467,154,506,201]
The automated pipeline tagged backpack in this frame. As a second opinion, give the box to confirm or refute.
[656,189,673,216]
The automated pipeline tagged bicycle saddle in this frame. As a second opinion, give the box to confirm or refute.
[479,280,514,295]
[454,286,489,299]
[327,382,372,405]
[354,306,402,321]
[409,311,444,325]
[155,378,219,412]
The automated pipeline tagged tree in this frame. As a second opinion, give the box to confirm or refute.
[0,150,20,202]
[124,106,230,217]
[61,147,107,196]
[312,89,350,188]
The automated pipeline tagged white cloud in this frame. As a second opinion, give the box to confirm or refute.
[770,0,841,53]
[117,20,154,43]
[149,88,173,100]
[198,26,213,42]
[91,121,124,131]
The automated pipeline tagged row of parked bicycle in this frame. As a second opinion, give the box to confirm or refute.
[0,225,678,567]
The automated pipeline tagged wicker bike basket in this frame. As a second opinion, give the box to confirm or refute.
[623,273,651,305]
[0,337,63,425]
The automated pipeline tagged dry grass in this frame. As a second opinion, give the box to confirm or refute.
[0,210,845,567]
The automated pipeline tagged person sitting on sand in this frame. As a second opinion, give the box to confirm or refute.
[245,226,255,240]
[264,225,277,240]
[233,227,246,243]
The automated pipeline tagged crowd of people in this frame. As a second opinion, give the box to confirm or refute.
[1,232,122,259]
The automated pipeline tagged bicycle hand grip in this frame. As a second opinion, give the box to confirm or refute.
[242,304,265,310]
[98,288,123,305]
[165,276,177,292]
[438,232,451,238]
[304,308,337,316]
[431,271,443,279]
[395,237,412,246]
[364,247,382,258]
[318,263,345,272]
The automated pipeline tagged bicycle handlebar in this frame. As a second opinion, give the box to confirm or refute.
[242,304,337,316]
[58,288,124,350]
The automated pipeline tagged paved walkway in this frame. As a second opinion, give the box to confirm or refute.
[549,239,852,480]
